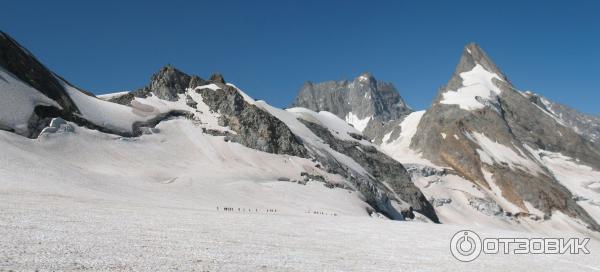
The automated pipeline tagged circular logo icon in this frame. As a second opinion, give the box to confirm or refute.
[450,230,482,262]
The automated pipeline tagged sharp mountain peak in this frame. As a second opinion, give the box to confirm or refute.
[457,42,507,81]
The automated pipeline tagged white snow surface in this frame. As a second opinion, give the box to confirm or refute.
[96,91,130,100]
[344,111,371,132]
[3,191,599,271]
[441,64,504,110]
[0,67,60,135]
[62,81,153,133]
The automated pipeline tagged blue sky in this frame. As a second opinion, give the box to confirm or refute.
[2,0,599,114]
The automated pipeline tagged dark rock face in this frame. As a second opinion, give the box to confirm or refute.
[109,65,209,105]
[411,43,600,230]
[195,84,308,157]
[0,31,81,114]
[291,73,411,141]
[299,119,439,223]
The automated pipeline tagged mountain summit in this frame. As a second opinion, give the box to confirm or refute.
[409,43,600,230]
[457,43,507,79]
[290,73,411,140]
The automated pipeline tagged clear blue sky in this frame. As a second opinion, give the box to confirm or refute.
[2,0,599,114]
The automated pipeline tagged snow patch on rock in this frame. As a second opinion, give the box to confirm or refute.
[440,64,504,110]
[470,132,542,174]
[380,111,436,167]
[287,107,369,144]
[344,112,371,132]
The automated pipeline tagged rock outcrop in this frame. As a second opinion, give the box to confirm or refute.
[195,83,309,157]
[108,65,208,105]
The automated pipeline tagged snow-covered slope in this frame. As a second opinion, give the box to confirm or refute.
[286,107,370,143]
[0,118,366,216]
[2,183,599,271]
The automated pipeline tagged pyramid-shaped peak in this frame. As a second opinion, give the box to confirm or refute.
[457,43,506,80]
[464,43,485,56]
